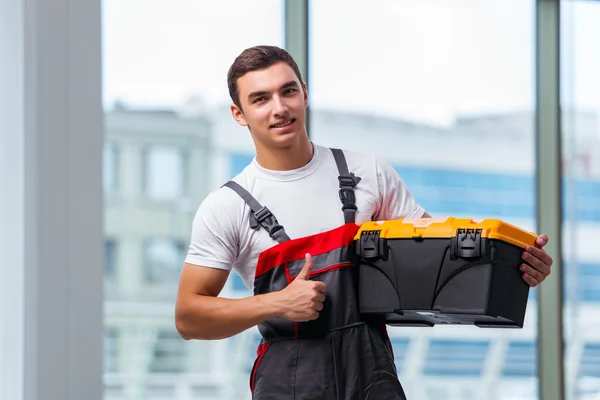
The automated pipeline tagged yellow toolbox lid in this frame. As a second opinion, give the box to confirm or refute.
[356,217,538,249]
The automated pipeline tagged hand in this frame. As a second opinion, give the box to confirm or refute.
[275,253,328,322]
[520,234,553,287]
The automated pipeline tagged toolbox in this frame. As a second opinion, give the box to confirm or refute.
[354,217,537,328]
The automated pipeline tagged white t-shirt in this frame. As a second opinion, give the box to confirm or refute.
[185,144,425,290]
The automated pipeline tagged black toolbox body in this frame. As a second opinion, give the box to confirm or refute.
[354,217,537,328]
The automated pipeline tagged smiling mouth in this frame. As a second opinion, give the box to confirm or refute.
[270,118,295,128]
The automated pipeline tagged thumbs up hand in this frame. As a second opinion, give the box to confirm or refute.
[273,254,328,322]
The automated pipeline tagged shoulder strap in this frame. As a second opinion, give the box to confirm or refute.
[222,181,291,243]
[330,148,361,224]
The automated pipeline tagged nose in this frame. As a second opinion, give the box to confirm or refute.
[271,95,288,118]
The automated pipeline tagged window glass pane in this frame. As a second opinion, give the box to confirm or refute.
[103,328,122,397]
[102,1,284,399]
[144,238,186,284]
[310,1,538,399]
[561,2,600,399]
[103,144,118,193]
[144,145,185,201]
[105,238,117,282]
[150,330,186,373]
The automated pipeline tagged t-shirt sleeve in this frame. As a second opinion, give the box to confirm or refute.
[184,191,239,271]
[374,158,426,220]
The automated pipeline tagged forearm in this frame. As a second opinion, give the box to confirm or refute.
[176,292,282,340]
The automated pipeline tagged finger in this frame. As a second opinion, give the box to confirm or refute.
[523,247,553,271]
[521,260,550,284]
[535,234,549,248]
[522,251,551,275]
[308,311,319,321]
[525,246,553,267]
[520,263,545,284]
[314,281,328,293]
[316,293,326,303]
[296,253,313,280]
[314,301,324,311]
[522,272,540,287]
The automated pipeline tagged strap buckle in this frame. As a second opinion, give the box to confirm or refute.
[254,206,273,223]
[338,174,360,188]
[337,173,361,225]
[338,173,360,210]
[251,206,284,238]
[339,188,357,207]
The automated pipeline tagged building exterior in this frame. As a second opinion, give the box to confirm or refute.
[102,104,600,400]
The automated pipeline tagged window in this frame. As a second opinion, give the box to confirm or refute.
[580,343,600,378]
[104,328,119,373]
[503,341,536,377]
[310,1,538,398]
[103,328,122,398]
[390,337,411,373]
[105,238,117,282]
[231,271,250,293]
[424,340,490,377]
[103,143,118,193]
[144,238,186,284]
[143,145,186,201]
[150,330,186,373]
[561,1,600,398]
[102,1,284,398]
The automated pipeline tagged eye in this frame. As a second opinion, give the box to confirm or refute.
[284,88,297,95]
[253,97,266,104]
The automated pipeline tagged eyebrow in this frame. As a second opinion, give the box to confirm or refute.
[247,81,299,101]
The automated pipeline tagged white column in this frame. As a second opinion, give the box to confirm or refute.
[0,0,104,399]
[0,2,26,398]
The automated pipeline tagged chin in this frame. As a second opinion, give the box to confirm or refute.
[271,133,299,148]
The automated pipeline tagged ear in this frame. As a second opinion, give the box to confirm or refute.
[302,81,309,108]
[230,104,248,127]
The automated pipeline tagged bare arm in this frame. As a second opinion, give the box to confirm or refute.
[175,264,278,340]
[175,254,326,340]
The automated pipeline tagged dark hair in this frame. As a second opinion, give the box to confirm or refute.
[227,45,303,109]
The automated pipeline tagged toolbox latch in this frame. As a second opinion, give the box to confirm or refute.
[451,228,483,260]
[356,230,388,260]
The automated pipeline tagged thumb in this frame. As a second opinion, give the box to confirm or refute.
[296,253,313,280]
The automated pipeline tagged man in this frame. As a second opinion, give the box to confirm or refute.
[175,45,553,399]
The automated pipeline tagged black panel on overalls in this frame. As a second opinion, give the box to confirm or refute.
[223,148,407,400]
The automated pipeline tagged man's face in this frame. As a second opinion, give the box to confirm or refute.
[231,62,308,149]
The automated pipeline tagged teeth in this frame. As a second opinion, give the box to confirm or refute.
[273,120,292,128]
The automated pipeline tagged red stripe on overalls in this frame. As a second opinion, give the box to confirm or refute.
[255,223,360,278]
[250,342,270,394]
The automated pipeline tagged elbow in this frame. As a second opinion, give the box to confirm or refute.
[175,316,193,341]
[175,311,204,340]
[175,306,213,341]
[175,302,198,340]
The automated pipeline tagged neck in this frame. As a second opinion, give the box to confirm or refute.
[254,135,314,171]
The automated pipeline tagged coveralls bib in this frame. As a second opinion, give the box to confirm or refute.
[224,148,407,400]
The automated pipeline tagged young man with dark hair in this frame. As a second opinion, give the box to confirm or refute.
[175,45,553,399]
